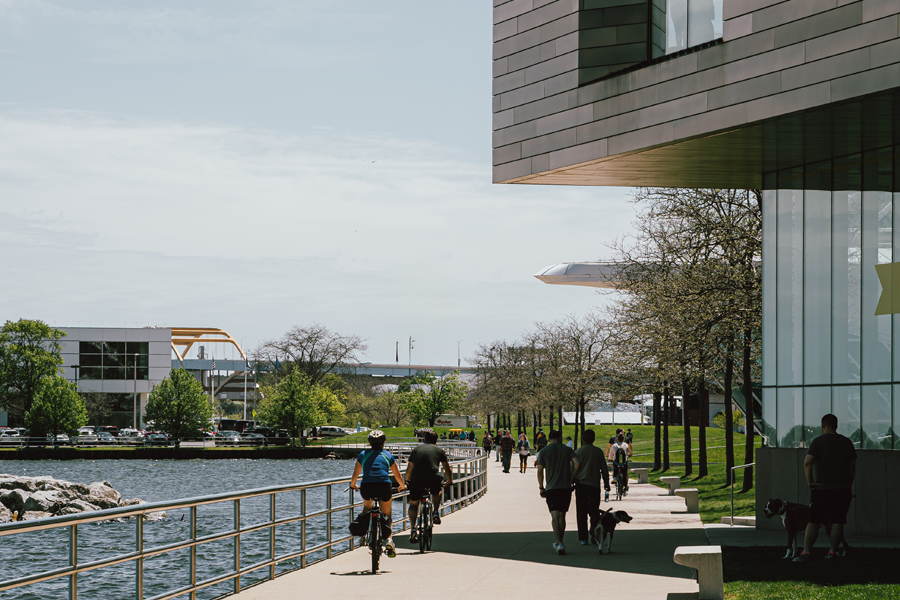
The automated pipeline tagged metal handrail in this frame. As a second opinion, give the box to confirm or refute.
[0,447,488,599]
[730,462,755,526]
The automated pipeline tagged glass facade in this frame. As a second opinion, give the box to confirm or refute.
[666,0,722,54]
[762,146,900,450]
[78,341,149,381]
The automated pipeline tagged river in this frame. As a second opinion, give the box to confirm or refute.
[0,459,357,600]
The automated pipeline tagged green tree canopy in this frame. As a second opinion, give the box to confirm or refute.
[144,368,213,447]
[399,371,468,427]
[0,319,66,419]
[24,376,87,439]
[257,370,343,437]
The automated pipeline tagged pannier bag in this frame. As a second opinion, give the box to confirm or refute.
[348,510,371,536]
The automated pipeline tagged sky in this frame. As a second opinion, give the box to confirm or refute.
[0,0,636,366]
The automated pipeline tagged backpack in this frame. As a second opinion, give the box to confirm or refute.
[348,510,371,536]
[614,444,627,465]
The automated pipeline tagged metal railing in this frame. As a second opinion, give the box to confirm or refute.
[729,462,755,526]
[0,446,488,600]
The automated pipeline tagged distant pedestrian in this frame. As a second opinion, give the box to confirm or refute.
[565,436,574,449]
[494,432,501,462]
[536,430,580,555]
[794,413,857,562]
[534,429,547,452]
[468,430,476,442]
[573,429,610,547]
[516,433,531,473]
[500,430,515,473]
[482,431,492,456]
[625,428,633,445]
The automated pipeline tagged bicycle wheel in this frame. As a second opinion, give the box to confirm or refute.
[425,501,433,551]
[370,513,381,573]
[418,502,428,553]
[616,475,624,501]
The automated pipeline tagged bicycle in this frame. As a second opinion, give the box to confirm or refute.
[613,463,627,501]
[346,486,396,574]
[415,493,434,553]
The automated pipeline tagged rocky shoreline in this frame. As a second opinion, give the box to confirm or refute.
[0,474,167,523]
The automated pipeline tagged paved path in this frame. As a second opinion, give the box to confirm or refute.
[232,459,707,600]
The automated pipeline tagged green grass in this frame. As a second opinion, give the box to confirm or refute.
[723,546,900,599]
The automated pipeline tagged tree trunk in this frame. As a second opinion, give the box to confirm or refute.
[653,390,662,470]
[682,377,693,477]
[548,409,554,432]
[741,327,755,492]
[724,336,735,485]
[663,382,670,471]
[538,409,542,430]
[580,396,586,446]
[698,372,708,478]
[558,406,564,437]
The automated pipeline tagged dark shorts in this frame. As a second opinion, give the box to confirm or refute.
[544,488,573,513]
[360,482,393,503]
[408,479,443,501]
[808,488,852,525]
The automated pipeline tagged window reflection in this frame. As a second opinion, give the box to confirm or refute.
[667,0,722,54]
[77,341,149,381]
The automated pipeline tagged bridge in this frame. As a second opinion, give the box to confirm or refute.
[0,445,710,599]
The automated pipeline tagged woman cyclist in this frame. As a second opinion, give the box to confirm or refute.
[607,432,631,495]
[350,430,406,557]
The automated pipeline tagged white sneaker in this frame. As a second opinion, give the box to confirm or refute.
[580,540,589,545]
[384,538,396,558]
[552,542,559,552]
[556,543,566,555]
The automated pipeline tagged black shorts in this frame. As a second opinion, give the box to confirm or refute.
[544,488,573,513]
[408,479,443,501]
[360,482,393,502]
[808,488,852,525]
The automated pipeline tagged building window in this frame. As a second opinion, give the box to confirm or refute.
[666,0,722,54]
[78,341,149,381]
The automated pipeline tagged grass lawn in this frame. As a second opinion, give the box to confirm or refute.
[723,546,900,599]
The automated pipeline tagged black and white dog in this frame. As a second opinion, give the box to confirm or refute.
[763,498,850,559]
[592,508,632,554]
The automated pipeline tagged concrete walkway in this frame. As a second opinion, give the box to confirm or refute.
[232,459,707,600]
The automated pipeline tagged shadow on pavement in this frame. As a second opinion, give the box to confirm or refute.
[410,529,707,579]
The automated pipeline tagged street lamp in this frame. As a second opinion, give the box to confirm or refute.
[457,340,463,368]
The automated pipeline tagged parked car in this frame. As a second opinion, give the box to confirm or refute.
[317,426,348,438]
[98,425,119,437]
[0,430,22,445]
[76,432,98,445]
[216,430,242,446]
[47,433,70,446]
[146,433,169,446]
[119,429,144,443]
[241,432,266,446]
[96,432,116,445]
[244,427,292,445]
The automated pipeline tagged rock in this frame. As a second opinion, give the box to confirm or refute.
[0,503,12,523]
[64,499,101,513]
[0,488,29,514]
[86,482,121,509]
[20,511,52,521]
[24,490,66,513]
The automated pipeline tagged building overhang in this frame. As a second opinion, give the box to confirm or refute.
[534,262,622,288]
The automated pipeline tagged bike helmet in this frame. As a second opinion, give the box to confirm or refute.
[367,430,386,445]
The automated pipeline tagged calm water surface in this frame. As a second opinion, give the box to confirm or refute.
[0,459,360,600]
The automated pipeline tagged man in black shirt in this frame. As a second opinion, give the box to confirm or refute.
[405,429,452,542]
[794,413,857,562]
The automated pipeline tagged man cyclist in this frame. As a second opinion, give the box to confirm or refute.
[406,429,453,543]
[607,432,631,495]
[350,430,406,558]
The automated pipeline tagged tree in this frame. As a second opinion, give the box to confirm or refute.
[24,376,87,440]
[83,392,117,425]
[0,319,66,420]
[399,371,468,427]
[254,324,367,385]
[257,370,342,437]
[144,368,213,448]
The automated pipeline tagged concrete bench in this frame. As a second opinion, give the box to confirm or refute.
[675,488,699,513]
[673,545,723,600]
[720,516,755,526]
[660,476,680,495]
[631,467,649,484]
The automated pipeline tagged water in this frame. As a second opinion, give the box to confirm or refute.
[0,459,359,600]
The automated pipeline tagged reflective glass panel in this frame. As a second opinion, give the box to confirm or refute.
[894,385,900,450]
[861,384,892,449]
[832,386,861,447]
[667,0,687,53]
[126,342,149,356]
[762,388,777,444]
[803,387,831,447]
[688,0,717,47]
[833,190,862,383]
[79,341,102,354]
[860,191,892,382]
[762,190,777,385]
[777,387,803,447]
[777,188,803,385]
[804,190,831,384]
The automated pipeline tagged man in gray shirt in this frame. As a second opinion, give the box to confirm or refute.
[573,429,610,546]
[536,429,580,555]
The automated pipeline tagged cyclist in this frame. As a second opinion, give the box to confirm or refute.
[607,432,631,495]
[350,430,406,558]
[405,429,452,543]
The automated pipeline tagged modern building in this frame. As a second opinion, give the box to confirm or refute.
[494,0,900,536]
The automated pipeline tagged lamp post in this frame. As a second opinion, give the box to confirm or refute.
[457,340,463,368]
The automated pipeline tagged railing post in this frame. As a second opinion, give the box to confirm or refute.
[135,515,143,600]
[269,493,276,581]
[300,489,307,569]
[234,499,241,594]
[190,506,197,600]
[349,488,355,551]
[326,485,332,559]
[69,524,77,600]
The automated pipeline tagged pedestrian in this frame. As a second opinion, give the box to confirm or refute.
[536,429,580,555]
[565,436,574,449]
[534,428,547,452]
[500,429,515,473]
[516,432,531,473]
[794,413,857,562]
[573,429,610,546]
[494,431,501,462]
[606,428,624,457]
[482,431,492,456]
[469,430,476,442]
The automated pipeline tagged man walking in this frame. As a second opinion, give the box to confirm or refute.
[536,429,580,555]
[482,431,493,457]
[534,428,547,453]
[794,413,857,562]
[573,429,610,546]
[500,430,515,473]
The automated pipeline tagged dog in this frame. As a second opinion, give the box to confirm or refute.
[592,508,632,554]
[763,498,850,559]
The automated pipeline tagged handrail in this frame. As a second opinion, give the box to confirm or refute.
[730,462,755,526]
[0,446,488,598]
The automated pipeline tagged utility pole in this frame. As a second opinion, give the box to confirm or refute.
[133,353,139,430]
[458,340,463,368]
[396,341,399,364]
[408,337,415,376]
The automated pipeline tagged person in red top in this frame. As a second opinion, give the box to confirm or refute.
[500,430,515,473]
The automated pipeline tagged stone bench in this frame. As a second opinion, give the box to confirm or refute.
[720,516,755,526]
[673,545,723,600]
[660,476,680,495]
[675,488,699,513]
[631,467,649,484]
